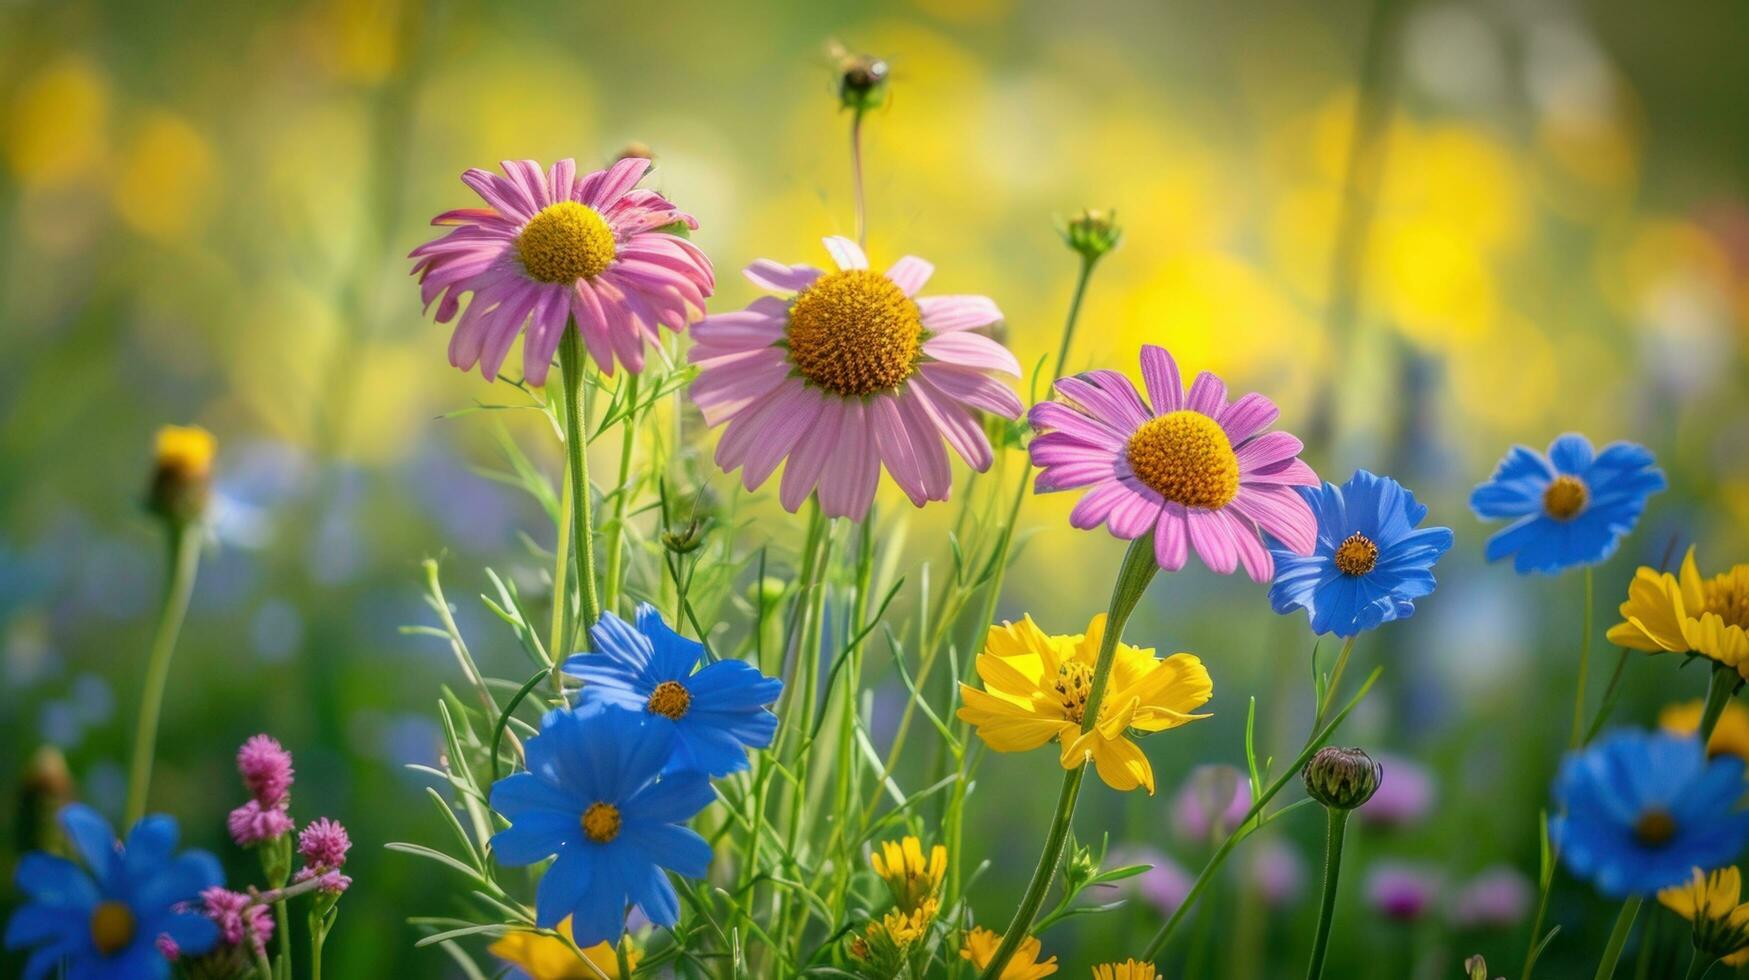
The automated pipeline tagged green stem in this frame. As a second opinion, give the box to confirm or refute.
[1684,947,1715,980]
[1314,636,1358,731]
[602,372,639,616]
[850,109,868,248]
[124,521,202,825]
[275,900,292,980]
[309,912,325,980]
[1304,808,1351,980]
[977,534,1159,980]
[1051,255,1096,381]
[548,476,572,695]
[1572,566,1595,749]
[1594,896,1643,980]
[1699,664,1736,745]
[557,323,602,648]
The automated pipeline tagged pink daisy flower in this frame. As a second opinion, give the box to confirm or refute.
[1029,344,1319,580]
[410,157,714,383]
[689,236,1022,518]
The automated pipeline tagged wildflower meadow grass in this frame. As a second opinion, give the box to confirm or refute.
[4,2,1749,978]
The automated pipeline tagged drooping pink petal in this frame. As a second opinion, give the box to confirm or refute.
[908,374,995,471]
[779,397,846,512]
[1027,400,1130,450]
[1187,508,1239,574]
[896,389,953,499]
[1222,509,1275,582]
[1154,504,1190,570]
[1105,484,1166,539]
[1069,479,1136,530]
[916,364,1023,419]
[922,332,1021,376]
[1228,484,1318,555]
[870,394,929,506]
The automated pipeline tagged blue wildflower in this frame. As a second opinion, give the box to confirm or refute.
[1266,470,1454,637]
[1550,729,1749,897]
[564,604,782,776]
[489,704,714,946]
[1470,433,1665,575]
[5,804,222,980]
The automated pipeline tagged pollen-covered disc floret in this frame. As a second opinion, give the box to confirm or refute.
[645,680,692,720]
[411,157,713,382]
[581,802,621,843]
[515,201,615,283]
[786,269,923,395]
[1542,474,1588,520]
[89,901,136,955]
[689,236,1022,518]
[1333,533,1380,576]
[1029,344,1320,581]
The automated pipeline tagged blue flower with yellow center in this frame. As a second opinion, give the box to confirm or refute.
[1470,433,1664,575]
[489,704,714,947]
[1551,729,1749,897]
[564,604,782,776]
[1266,470,1454,637]
[5,804,222,979]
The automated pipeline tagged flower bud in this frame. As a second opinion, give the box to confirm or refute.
[1302,746,1382,810]
[833,46,889,113]
[1464,955,1500,980]
[146,424,215,525]
[616,141,653,161]
[1061,208,1122,262]
[662,516,709,555]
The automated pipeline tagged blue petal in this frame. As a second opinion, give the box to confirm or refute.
[562,652,650,694]
[490,810,575,866]
[12,854,98,910]
[621,859,682,928]
[636,603,705,680]
[606,712,676,801]
[688,660,783,711]
[155,909,220,957]
[622,821,713,880]
[123,816,178,868]
[135,851,222,912]
[534,848,596,931]
[562,849,627,947]
[668,725,752,776]
[1547,433,1596,474]
[1470,447,1554,519]
[6,904,80,949]
[586,611,655,671]
[22,942,76,980]
[58,805,118,881]
[621,771,715,826]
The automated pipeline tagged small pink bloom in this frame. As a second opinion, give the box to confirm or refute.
[1450,865,1533,929]
[295,867,353,894]
[689,237,1023,519]
[411,157,714,383]
[1102,846,1192,916]
[236,734,294,807]
[1028,344,1319,580]
[1246,839,1307,908]
[299,817,351,870]
[1171,765,1252,843]
[1365,861,1443,922]
[156,934,180,961]
[227,799,294,847]
[202,886,274,957]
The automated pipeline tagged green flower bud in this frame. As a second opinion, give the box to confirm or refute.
[834,47,889,113]
[1060,208,1122,263]
[661,516,709,555]
[1302,746,1382,811]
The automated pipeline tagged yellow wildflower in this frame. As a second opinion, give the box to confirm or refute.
[1091,959,1159,980]
[1657,867,1749,966]
[1660,699,1749,763]
[487,917,639,979]
[1608,548,1749,678]
[148,425,216,524]
[959,925,1058,978]
[957,614,1212,794]
[870,836,946,912]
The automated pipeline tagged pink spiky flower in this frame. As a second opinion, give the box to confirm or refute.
[227,799,294,847]
[1028,344,1319,580]
[236,734,293,807]
[411,157,714,382]
[201,887,274,957]
[298,817,351,870]
[689,236,1023,518]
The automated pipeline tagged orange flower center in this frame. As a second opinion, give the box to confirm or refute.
[1542,474,1588,521]
[581,801,622,843]
[786,269,922,396]
[1333,532,1379,576]
[646,680,692,720]
[1125,411,1240,510]
[516,201,615,283]
[1053,661,1094,724]
[89,901,136,956]
[1634,807,1677,847]
[1701,568,1749,631]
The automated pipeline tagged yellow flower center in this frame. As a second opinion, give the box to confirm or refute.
[516,201,616,283]
[1053,661,1094,724]
[646,679,692,720]
[1333,532,1379,576]
[1125,410,1241,510]
[1701,569,1749,631]
[1634,807,1677,847]
[786,269,923,396]
[581,801,621,843]
[1542,474,1588,521]
[89,901,135,956]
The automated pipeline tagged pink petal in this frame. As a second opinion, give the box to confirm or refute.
[886,256,934,296]
[586,157,652,210]
[735,384,818,490]
[908,374,995,470]
[1235,431,1306,473]
[547,159,577,203]
[1186,508,1239,575]
[1185,371,1228,416]
[822,236,868,271]
[1228,484,1317,555]
[895,388,955,499]
[501,160,550,210]
[916,363,1023,419]
[1217,392,1279,444]
[1222,509,1275,582]
[1053,374,1151,433]
[1139,345,1185,414]
[1244,457,1319,487]
[744,260,823,293]
[918,295,1004,332]
[461,168,532,221]
[922,332,1021,376]
[819,401,879,518]
[1105,483,1165,539]
[779,397,846,512]
[1153,504,1189,570]
[689,352,790,425]
[1028,432,1118,471]
[869,394,929,506]
[1069,480,1136,530]
[1028,401,1129,450]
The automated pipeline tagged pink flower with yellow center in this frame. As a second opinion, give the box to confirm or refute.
[689,236,1022,519]
[1029,345,1318,580]
[410,157,713,383]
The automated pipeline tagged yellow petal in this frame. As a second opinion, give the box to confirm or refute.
[959,685,1071,752]
[1609,568,1690,653]
[1680,547,1706,613]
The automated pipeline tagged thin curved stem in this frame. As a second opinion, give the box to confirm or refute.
[1305,808,1351,980]
[977,535,1158,980]
[558,323,602,649]
[1572,566,1595,748]
[1699,664,1737,745]
[1684,947,1716,980]
[602,372,639,616]
[1593,896,1643,980]
[548,477,572,695]
[125,522,202,824]
[850,109,868,248]
[1314,635,1358,731]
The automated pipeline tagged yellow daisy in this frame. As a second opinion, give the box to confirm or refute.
[1091,959,1159,980]
[1608,547,1749,677]
[959,926,1059,978]
[870,836,946,913]
[957,614,1213,794]
[1657,866,1749,966]
[487,917,639,979]
[1660,699,1749,762]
